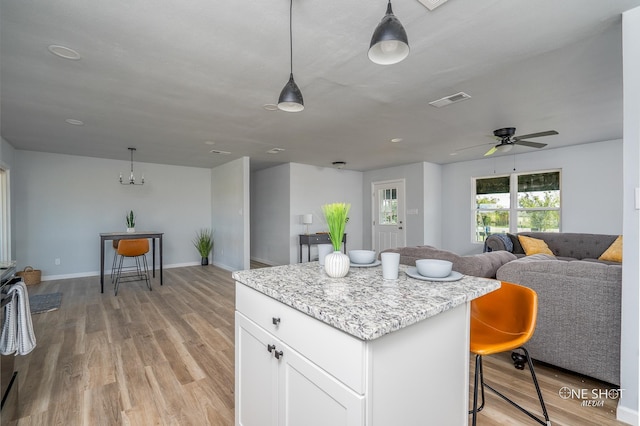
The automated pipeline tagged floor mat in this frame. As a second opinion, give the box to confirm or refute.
[29,292,62,314]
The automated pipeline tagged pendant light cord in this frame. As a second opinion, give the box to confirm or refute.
[289,0,293,75]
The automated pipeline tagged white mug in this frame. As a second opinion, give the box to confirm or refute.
[380,252,400,279]
[318,244,334,266]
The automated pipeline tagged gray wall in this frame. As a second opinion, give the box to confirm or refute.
[250,163,291,266]
[441,140,623,255]
[289,163,363,265]
[619,5,639,423]
[11,150,212,278]
[211,156,250,271]
[363,162,434,249]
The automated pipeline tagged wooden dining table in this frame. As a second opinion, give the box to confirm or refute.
[99,231,164,293]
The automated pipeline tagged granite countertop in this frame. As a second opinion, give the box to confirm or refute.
[233,262,500,341]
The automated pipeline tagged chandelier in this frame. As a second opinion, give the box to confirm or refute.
[120,147,144,185]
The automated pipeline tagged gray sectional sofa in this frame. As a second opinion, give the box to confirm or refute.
[385,232,622,385]
[486,232,622,385]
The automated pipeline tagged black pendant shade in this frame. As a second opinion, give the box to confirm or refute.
[278,73,304,112]
[277,0,304,112]
[368,1,409,65]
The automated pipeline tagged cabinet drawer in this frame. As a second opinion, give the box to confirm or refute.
[236,283,365,394]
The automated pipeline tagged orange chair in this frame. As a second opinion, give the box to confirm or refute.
[113,239,151,296]
[469,281,551,426]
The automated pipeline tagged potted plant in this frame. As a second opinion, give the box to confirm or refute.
[126,210,135,232]
[193,228,214,266]
[321,202,351,277]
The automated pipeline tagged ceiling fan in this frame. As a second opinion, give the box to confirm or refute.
[484,127,558,156]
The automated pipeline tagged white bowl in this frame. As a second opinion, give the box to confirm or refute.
[348,250,376,264]
[415,259,453,278]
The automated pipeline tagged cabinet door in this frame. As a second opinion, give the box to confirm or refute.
[278,342,364,426]
[236,313,279,426]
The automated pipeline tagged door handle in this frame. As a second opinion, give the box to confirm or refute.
[267,344,276,353]
[274,350,284,360]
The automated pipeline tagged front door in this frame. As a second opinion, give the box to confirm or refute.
[372,180,405,253]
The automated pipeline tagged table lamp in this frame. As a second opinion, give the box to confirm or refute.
[302,214,313,235]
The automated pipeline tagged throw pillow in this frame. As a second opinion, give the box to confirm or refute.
[518,235,554,256]
[599,235,622,262]
[508,233,524,254]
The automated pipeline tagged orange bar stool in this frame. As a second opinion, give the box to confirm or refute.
[114,239,151,296]
[469,281,551,426]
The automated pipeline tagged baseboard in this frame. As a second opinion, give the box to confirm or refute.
[39,261,201,281]
[211,261,236,272]
[617,404,639,425]
[250,257,278,266]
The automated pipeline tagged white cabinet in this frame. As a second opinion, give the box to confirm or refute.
[236,312,364,426]
[235,283,471,426]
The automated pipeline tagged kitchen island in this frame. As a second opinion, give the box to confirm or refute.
[233,262,500,426]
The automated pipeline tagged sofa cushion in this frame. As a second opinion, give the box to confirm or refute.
[382,245,516,278]
[507,233,525,254]
[518,235,554,256]
[599,235,622,263]
[515,232,618,259]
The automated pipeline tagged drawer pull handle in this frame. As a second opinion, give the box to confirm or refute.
[274,350,284,360]
[267,344,276,353]
[272,317,281,326]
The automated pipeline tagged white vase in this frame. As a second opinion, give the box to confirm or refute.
[324,251,350,278]
[126,227,135,233]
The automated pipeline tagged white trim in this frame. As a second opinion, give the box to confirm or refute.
[616,405,639,426]
[39,261,201,281]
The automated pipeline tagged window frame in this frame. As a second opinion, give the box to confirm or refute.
[471,169,561,243]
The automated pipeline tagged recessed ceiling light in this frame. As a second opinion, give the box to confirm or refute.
[65,119,84,126]
[204,141,215,145]
[210,149,231,155]
[263,104,279,111]
[267,148,285,154]
[48,45,81,60]
[332,161,347,169]
[390,138,403,143]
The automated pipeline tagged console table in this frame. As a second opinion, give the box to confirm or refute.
[100,231,163,293]
[299,233,346,263]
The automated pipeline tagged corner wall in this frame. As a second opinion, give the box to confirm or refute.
[618,6,640,424]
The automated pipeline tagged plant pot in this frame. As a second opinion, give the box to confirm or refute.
[324,251,350,278]
[126,227,135,233]
[201,257,209,266]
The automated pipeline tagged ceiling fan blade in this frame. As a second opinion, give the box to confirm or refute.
[484,146,498,156]
[514,140,547,149]
[514,130,558,140]
[454,142,494,153]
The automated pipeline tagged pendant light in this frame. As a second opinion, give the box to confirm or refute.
[119,147,144,185]
[278,0,304,112]
[368,0,409,65]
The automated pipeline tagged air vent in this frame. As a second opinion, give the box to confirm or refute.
[209,149,231,155]
[429,91,471,108]
[417,0,450,11]
[267,148,285,154]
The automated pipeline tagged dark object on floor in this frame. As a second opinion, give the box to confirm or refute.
[29,292,62,314]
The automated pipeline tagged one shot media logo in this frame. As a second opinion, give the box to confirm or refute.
[558,386,624,407]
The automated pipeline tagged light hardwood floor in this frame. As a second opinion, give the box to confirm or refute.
[5,265,625,425]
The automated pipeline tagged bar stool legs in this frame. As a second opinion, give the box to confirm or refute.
[470,348,551,426]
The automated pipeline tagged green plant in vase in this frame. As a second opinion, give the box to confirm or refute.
[126,210,135,232]
[193,228,214,266]
[321,202,351,277]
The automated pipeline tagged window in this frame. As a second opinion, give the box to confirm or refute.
[378,188,398,225]
[473,170,560,242]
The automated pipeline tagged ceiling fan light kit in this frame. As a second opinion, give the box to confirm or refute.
[368,0,409,65]
[277,0,304,112]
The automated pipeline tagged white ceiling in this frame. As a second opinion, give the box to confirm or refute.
[1,0,639,171]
